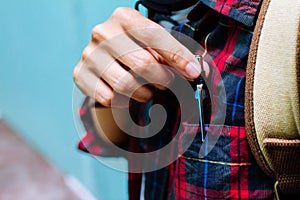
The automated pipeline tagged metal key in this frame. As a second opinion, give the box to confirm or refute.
[195,55,205,142]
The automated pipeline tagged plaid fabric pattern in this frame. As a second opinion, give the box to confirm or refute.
[175,124,274,199]
[200,0,261,26]
[77,1,275,199]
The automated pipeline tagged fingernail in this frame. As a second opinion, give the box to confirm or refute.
[186,62,201,78]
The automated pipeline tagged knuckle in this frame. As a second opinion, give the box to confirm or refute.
[168,47,185,64]
[138,53,154,66]
[138,91,153,103]
[73,66,80,82]
[97,98,111,107]
[100,98,112,107]
[112,75,136,95]
[132,54,154,73]
[82,46,92,61]
[112,7,138,20]
[95,88,113,107]
[114,80,130,94]
[112,7,126,17]
[91,24,106,43]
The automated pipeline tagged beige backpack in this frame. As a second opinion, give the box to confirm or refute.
[245,0,300,199]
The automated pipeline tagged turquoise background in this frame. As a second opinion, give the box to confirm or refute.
[0,0,139,199]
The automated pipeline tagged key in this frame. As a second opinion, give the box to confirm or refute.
[195,55,205,142]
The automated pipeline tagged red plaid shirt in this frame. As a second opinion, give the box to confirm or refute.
[78,1,275,199]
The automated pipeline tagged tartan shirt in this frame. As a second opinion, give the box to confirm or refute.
[78,1,275,199]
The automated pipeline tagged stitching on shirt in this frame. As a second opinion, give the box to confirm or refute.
[218,21,253,33]
[183,23,197,31]
[179,155,255,166]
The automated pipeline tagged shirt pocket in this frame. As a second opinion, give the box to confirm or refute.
[174,123,274,200]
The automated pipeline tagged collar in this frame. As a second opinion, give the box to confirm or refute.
[191,0,262,27]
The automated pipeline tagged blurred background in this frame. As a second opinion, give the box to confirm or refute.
[0,0,139,199]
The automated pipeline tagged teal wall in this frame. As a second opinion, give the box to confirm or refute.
[0,0,138,199]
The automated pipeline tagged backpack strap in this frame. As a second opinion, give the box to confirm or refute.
[245,0,300,198]
[135,0,199,15]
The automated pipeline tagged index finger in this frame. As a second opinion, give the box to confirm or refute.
[112,7,202,79]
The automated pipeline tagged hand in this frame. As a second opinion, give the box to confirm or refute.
[73,7,205,107]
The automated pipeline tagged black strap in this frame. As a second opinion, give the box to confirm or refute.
[135,0,199,15]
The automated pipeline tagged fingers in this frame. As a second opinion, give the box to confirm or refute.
[94,29,175,89]
[74,63,113,106]
[110,8,202,79]
[74,57,154,107]
[127,28,202,79]
[100,59,153,103]
[74,7,206,108]
[117,49,174,90]
[79,38,157,103]
[79,25,175,104]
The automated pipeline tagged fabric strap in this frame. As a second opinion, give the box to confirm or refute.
[245,0,300,197]
[135,0,198,14]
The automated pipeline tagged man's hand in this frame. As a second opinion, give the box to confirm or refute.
[73,7,203,107]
